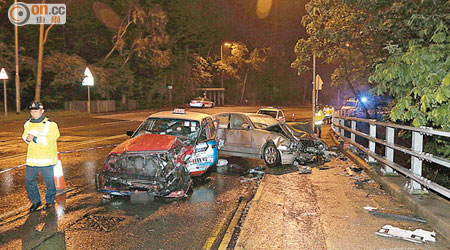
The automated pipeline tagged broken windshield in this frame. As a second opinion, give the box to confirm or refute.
[247,114,278,129]
[133,118,201,141]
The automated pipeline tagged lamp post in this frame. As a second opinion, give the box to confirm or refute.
[82,67,94,114]
[312,53,316,127]
[168,85,173,106]
[220,42,231,88]
[0,68,8,116]
[14,0,20,113]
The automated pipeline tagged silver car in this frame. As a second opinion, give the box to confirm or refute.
[213,112,326,167]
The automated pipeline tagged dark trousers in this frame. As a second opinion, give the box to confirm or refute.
[25,165,56,204]
[314,124,322,138]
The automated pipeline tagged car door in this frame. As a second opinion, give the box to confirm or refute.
[191,118,218,171]
[187,118,219,175]
[216,114,257,158]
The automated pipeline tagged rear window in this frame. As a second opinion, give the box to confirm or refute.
[257,110,278,119]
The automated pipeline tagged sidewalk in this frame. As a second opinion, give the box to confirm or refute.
[233,126,450,250]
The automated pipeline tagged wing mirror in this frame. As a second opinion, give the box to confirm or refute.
[242,124,250,130]
[126,130,134,136]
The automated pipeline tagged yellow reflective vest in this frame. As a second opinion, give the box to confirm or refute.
[315,110,325,125]
[22,117,60,166]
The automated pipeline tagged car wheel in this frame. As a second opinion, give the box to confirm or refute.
[211,103,214,108]
[202,104,205,108]
[263,142,281,167]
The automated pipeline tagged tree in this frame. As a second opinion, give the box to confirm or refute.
[104,2,171,68]
[215,42,270,104]
[291,0,385,101]
[41,52,85,106]
[370,0,450,130]
[35,0,73,102]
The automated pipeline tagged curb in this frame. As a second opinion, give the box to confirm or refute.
[331,134,450,242]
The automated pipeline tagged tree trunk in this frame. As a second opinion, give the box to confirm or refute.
[240,68,250,104]
[303,79,307,104]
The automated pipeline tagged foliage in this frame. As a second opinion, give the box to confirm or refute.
[92,58,135,100]
[181,54,212,94]
[215,42,270,103]
[370,0,450,130]
[105,2,171,68]
[41,52,86,107]
[291,0,383,95]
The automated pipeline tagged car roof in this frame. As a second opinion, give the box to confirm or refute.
[148,110,211,121]
[214,112,277,119]
[257,107,282,112]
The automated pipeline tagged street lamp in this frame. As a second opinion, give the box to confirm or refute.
[0,68,8,116]
[220,42,231,88]
[82,67,94,114]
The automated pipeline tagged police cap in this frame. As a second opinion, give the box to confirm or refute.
[28,101,44,110]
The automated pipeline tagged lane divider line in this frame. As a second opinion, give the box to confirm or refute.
[202,203,236,250]
[218,201,248,250]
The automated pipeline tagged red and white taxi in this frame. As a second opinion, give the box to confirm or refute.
[189,97,214,108]
[96,109,218,199]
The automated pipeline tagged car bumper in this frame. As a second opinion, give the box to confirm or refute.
[190,103,203,107]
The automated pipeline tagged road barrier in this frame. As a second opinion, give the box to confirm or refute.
[331,114,450,199]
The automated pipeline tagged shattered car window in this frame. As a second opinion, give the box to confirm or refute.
[133,118,201,141]
[217,115,230,129]
[247,114,278,129]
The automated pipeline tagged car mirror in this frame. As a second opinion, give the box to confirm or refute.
[242,124,250,130]
[126,130,134,136]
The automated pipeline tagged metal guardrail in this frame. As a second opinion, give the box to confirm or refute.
[331,114,450,199]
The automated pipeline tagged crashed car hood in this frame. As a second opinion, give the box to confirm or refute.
[109,134,179,154]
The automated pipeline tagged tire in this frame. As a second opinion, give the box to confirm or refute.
[263,142,281,167]
[202,104,205,108]
[211,103,214,108]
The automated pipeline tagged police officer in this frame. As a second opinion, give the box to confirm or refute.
[22,101,60,212]
[314,106,324,138]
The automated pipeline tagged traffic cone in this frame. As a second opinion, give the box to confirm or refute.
[54,153,66,193]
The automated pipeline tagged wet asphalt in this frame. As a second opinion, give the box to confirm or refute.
[0,106,303,250]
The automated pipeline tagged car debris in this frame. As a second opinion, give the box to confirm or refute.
[248,169,265,175]
[217,159,228,167]
[363,206,378,211]
[351,167,363,173]
[369,211,427,223]
[354,179,370,189]
[298,166,312,174]
[346,167,354,176]
[376,224,436,243]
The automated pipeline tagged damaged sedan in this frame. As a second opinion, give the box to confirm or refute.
[96,109,218,199]
[213,112,327,167]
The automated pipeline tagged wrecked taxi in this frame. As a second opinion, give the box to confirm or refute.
[96,109,218,199]
[213,112,327,167]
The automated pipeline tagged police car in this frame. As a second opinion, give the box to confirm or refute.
[189,97,214,108]
[256,107,286,123]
